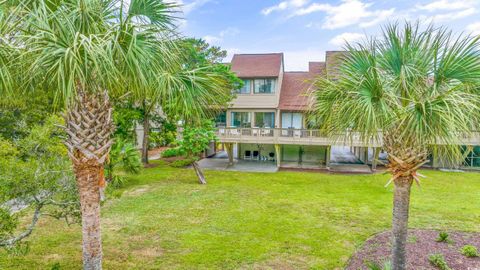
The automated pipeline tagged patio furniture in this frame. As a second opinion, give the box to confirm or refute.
[244,150,252,160]
[253,151,259,160]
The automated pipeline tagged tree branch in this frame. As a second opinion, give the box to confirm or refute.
[0,203,43,247]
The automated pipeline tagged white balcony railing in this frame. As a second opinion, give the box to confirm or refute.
[215,128,383,147]
[215,128,480,147]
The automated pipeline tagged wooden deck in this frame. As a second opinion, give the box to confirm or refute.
[215,128,480,147]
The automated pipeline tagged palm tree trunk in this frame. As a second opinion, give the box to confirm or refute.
[192,161,206,184]
[64,89,114,270]
[75,161,103,270]
[391,176,413,270]
[141,112,149,165]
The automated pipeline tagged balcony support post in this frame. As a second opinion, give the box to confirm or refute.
[274,144,281,168]
[372,147,381,172]
[225,143,234,166]
[325,145,331,169]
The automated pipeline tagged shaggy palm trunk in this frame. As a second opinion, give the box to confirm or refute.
[391,176,413,270]
[64,90,114,270]
[192,161,206,184]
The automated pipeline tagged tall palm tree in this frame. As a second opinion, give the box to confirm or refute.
[4,0,212,269]
[311,22,480,269]
[9,0,229,268]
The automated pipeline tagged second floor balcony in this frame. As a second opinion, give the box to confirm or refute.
[215,127,480,147]
[215,127,383,147]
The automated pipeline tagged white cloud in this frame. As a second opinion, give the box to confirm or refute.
[416,0,476,12]
[329,32,364,46]
[414,0,477,23]
[203,27,240,45]
[262,0,309,15]
[420,7,476,22]
[466,21,480,35]
[296,0,394,29]
[175,0,212,15]
[266,0,394,29]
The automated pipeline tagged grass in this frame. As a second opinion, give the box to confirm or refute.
[1,161,480,269]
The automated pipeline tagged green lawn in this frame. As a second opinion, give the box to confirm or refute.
[1,162,480,269]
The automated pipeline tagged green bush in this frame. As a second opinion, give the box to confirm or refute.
[162,148,182,158]
[428,254,451,270]
[461,245,479,257]
[169,158,195,168]
[366,260,391,270]
[436,232,450,243]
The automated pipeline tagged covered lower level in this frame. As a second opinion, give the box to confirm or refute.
[221,142,382,172]
[217,143,480,172]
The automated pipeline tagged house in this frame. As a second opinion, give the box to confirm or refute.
[214,52,480,171]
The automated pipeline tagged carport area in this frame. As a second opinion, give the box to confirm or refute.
[198,151,278,173]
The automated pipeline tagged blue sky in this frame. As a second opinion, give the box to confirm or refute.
[176,0,480,70]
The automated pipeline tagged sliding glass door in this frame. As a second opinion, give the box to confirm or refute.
[281,112,303,129]
[230,112,251,128]
[254,112,275,128]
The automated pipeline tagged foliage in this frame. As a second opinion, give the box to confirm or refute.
[366,260,392,270]
[179,38,242,92]
[105,140,142,188]
[112,103,142,143]
[149,119,177,149]
[428,254,451,270]
[169,158,196,168]
[461,245,479,257]
[0,115,79,248]
[161,147,183,158]
[436,232,450,243]
[180,38,227,67]
[178,120,216,158]
[311,22,480,164]
[0,90,56,140]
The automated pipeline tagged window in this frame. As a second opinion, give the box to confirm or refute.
[215,111,226,127]
[463,146,480,168]
[281,113,303,129]
[254,79,275,94]
[255,112,275,128]
[230,112,251,128]
[235,80,250,94]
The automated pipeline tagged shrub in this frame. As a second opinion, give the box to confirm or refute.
[105,140,142,188]
[366,260,391,270]
[461,245,479,257]
[169,158,195,168]
[162,148,182,158]
[428,254,451,270]
[436,232,450,243]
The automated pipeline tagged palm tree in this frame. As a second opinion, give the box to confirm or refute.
[7,0,228,268]
[311,22,480,269]
[12,0,232,267]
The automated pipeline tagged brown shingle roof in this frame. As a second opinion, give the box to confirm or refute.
[230,53,283,78]
[278,62,325,111]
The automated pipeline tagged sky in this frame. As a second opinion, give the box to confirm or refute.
[175,0,480,71]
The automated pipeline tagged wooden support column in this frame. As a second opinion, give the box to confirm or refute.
[226,143,234,166]
[274,144,281,168]
[432,147,439,168]
[372,147,381,172]
[325,145,331,169]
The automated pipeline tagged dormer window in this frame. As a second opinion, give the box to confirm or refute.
[254,79,275,94]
